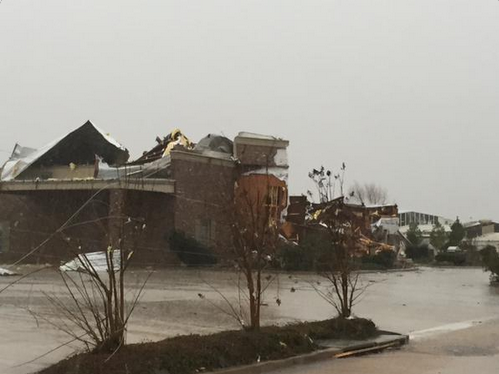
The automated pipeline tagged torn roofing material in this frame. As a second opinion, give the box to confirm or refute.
[242,167,288,182]
[129,131,235,169]
[236,132,283,141]
[1,121,129,181]
[130,129,192,165]
[372,217,400,235]
[194,134,233,155]
[60,250,121,272]
[0,267,18,276]
[10,144,37,160]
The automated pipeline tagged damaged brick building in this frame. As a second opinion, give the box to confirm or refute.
[0,121,289,265]
[282,196,401,255]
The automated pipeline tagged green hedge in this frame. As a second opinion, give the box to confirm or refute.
[435,252,466,265]
[169,231,217,266]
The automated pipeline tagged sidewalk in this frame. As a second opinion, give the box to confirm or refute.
[213,332,409,374]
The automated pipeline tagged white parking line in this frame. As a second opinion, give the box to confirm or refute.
[409,316,498,341]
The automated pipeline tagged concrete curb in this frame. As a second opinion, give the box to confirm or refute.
[212,333,409,374]
[357,267,419,274]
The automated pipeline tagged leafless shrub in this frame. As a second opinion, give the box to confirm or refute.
[227,170,284,330]
[197,269,280,330]
[308,165,368,318]
[46,255,146,353]
[198,271,248,328]
[311,198,367,318]
[196,162,284,331]
[39,209,150,354]
[308,164,346,203]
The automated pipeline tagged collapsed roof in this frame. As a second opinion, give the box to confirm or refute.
[126,132,234,171]
[0,123,287,185]
[130,129,192,165]
[194,134,233,155]
[1,121,129,181]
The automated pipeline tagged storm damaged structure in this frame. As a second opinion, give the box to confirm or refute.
[0,121,289,265]
[282,196,401,256]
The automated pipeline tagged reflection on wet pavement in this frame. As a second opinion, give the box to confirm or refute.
[1,266,498,373]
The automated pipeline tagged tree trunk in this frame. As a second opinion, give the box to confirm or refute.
[341,271,350,318]
[245,270,260,330]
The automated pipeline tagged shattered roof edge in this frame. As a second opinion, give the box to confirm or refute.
[234,133,289,147]
[88,120,127,152]
[1,120,128,181]
[170,149,235,166]
[237,131,286,141]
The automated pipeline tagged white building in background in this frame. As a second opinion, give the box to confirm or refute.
[398,222,452,245]
[472,233,499,250]
[398,210,453,255]
[398,210,454,227]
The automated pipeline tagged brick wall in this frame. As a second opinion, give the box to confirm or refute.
[0,190,109,264]
[235,144,280,168]
[119,190,178,265]
[170,153,236,257]
[0,189,178,266]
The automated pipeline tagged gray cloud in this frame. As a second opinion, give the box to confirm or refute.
[1,0,498,221]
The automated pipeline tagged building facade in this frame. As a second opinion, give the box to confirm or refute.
[0,121,289,265]
[398,210,453,227]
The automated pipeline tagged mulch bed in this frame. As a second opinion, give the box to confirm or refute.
[39,318,377,374]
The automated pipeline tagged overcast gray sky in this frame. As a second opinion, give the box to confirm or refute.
[1,0,498,221]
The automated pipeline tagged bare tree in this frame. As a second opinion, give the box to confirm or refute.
[195,164,284,331]
[228,172,283,330]
[308,165,367,318]
[350,182,388,205]
[308,164,346,203]
[309,197,366,318]
[40,194,150,354]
